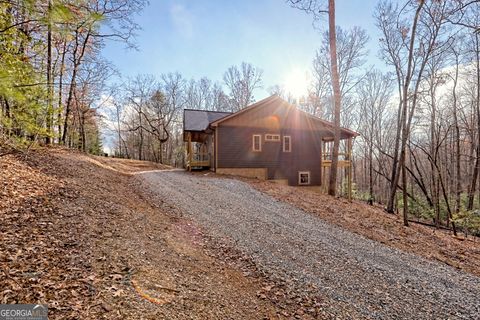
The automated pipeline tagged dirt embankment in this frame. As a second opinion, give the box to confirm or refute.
[0,148,282,319]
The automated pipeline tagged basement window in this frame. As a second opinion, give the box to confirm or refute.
[265,134,280,142]
[252,134,262,152]
[283,135,291,152]
[298,171,311,185]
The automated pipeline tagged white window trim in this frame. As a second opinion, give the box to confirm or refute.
[298,171,311,185]
[283,135,291,152]
[252,134,262,152]
[265,134,280,142]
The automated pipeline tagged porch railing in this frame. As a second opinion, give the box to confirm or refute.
[322,152,351,167]
[187,152,210,168]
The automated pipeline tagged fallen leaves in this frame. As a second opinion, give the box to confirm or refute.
[1,149,289,319]
[0,151,115,319]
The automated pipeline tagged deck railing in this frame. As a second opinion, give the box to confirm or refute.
[322,152,351,167]
[187,152,210,168]
[322,152,350,161]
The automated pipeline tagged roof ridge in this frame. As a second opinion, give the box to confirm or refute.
[183,108,232,114]
[210,95,280,127]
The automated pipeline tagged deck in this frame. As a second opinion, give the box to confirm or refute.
[321,152,351,167]
[186,152,210,169]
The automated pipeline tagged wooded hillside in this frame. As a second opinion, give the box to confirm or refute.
[2,0,480,234]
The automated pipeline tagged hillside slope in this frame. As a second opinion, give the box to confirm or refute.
[0,149,282,319]
[1,148,479,319]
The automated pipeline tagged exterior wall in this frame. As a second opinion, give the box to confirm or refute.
[217,125,322,186]
[214,100,328,186]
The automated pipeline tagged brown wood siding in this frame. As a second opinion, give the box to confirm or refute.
[217,125,322,186]
[219,99,331,135]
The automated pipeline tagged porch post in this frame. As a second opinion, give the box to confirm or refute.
[214,128,218,171]
[188,133,192,172]
[347,137,352,201]
[322,140,327,193]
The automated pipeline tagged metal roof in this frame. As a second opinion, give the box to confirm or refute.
[184,109,231,132]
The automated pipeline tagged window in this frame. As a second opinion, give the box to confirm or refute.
[283,135,291,152]
[265,134,280,142]
[298,171,311,185]
[252,134,262,152]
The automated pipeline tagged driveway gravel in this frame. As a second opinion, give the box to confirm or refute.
[138,171,480,319]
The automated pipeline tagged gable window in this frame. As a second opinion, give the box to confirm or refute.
[252,134,262,152]
[265,134,280,142]
[298,171,311,185]
[283,135,291,152]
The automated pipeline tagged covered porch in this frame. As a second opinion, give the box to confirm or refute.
[321,137,354,200]
[184,130,212,170]
[183,109,231,171]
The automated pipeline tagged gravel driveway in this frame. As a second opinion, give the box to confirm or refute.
[138,171,480,319]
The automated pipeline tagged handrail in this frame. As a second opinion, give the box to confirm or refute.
[187,152,210,166]
[322,152,351,160]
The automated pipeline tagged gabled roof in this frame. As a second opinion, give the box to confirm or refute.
[209,95,278,127]
[209,95,359,138]
[184,109,231,132]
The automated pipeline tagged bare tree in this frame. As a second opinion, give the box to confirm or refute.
[308,25,368,129]
[124,75,157,160]
[61,0,146,144]
[376,0,456,226]
[223,62,263,112]
[289,0,353,196]
[325,0,343,196]
[464,11,480,210]
[357,70,393,204]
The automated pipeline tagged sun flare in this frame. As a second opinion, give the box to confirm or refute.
[283,68,310,99]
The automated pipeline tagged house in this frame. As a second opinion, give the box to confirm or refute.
[183,95,357,192]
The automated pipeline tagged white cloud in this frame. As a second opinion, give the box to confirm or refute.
[170,4,194,39]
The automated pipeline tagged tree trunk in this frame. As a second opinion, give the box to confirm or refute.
[327,0,342,197]
[399,1,424,226]
[46,0,52,144]
[386,99,403,213]
[468,149,479,210]
[430,83,440,227]
[57,40,67,143]
[468,34,480,210]
[139,111,143,161]
[62,29,91,144]
[116,105,122,156]
[80,111,86,152]
[368,124,374,205]
[62,65,78,144]
[452,51,461,221]
[4,97,10,119]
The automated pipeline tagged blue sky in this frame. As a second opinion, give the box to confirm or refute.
[102,0,382,99]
